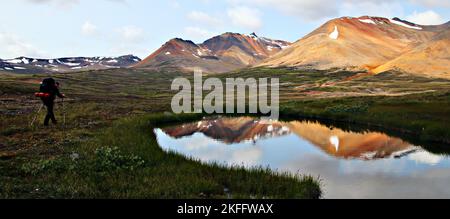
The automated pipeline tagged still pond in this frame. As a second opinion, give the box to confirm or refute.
[155,117,450,199]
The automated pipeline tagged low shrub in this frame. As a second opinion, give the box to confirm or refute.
[94,147,145,172]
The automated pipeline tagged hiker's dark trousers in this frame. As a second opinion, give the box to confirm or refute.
[43,100,57,126]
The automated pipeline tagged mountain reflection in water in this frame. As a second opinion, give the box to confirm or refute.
[155,117,450,198]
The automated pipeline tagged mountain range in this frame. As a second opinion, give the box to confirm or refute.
[1,16,449,79]
[0,55,141,74]
[134,32,290,73]
[134,16,449,78]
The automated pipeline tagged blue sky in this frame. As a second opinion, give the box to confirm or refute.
[0,0,449,59]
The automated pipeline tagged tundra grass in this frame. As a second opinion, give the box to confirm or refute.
[1,67,450,198]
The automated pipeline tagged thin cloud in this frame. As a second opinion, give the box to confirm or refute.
[187,11,223,27]
[81,21,98,36]
[184,27,218,42]
[24,0,80,8]
[227,0,416,21]
[406,10,445,25]
[0,32,46,58]
[230,0,339,21]
[410,0,450,8]
[117,26,146,43]
[227,6,263,31]
[23,0,126,8]
[340,1,405,20]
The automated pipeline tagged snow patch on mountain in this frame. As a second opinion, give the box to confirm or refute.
[6,59,22,64]
[329,26,339,40]
[389,19,422,30]
[21,58,29,64]
[259,37,290,49]
[61,62,80,67]
[359,19,376,24]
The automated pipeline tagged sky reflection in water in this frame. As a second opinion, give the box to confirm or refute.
[154,117,450,199]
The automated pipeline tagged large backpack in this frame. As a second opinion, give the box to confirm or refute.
[40,78,56,93]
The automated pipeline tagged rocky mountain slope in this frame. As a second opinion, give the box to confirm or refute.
[259,16,449,78]
[374,29,450,78]
[134,33,290,73]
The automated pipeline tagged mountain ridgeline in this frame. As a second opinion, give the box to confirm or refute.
[0,55,141,74]
[134,32,290,73]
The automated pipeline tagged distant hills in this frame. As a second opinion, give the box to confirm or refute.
[0,55,141,74]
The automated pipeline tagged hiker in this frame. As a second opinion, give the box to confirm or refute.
[36,78,65,126]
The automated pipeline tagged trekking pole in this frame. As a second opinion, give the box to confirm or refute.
[30,103,44,127]
[62,97,66,128]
